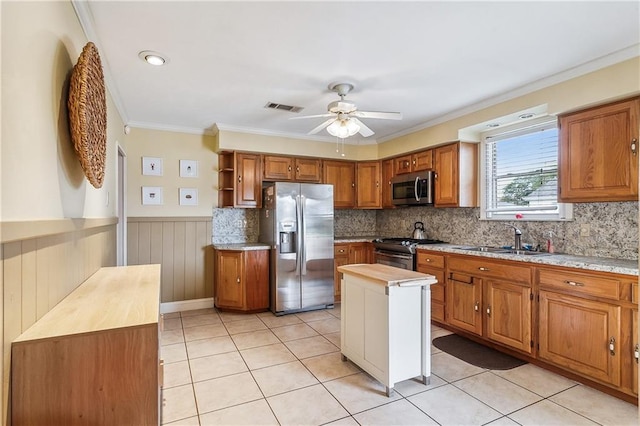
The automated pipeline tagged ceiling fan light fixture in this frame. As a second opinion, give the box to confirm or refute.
[327,119,359,138]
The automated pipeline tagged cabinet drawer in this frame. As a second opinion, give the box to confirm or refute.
[538,269,620,300]
[334,244,349,257]
[448,256,530,284]
[416,251,445,269]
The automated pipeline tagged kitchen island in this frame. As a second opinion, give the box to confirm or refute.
[338,263,437,396]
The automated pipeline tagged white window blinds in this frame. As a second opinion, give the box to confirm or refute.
[482,119,570,220]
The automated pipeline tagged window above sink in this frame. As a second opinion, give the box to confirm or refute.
[478,116,573,222]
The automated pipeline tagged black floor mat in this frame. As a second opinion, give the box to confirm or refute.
[433,333,527,370]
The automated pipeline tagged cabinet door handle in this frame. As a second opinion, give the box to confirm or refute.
[238,175,242,183]
[376,181,379,188]
[564,280,584,287]
[474,302,480,312]
[236,277,241,283]
[296,166,300,173]
[635,344,639,363]
[425,258,432,262]
[609,337,616,356]
[478,267,490,272]
[288,165,292,172]
[486,304,491,316]
[632,138,637,156]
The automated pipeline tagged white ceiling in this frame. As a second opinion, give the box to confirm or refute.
[76,1,640,144]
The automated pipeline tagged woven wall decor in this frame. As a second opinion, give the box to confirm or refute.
[68,42,107,188]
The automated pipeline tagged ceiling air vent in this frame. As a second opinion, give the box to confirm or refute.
[264,102,304,113]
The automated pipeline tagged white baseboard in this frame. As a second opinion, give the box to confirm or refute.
[160,298,214,314]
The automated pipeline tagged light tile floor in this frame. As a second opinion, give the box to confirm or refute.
[161,306,639,425]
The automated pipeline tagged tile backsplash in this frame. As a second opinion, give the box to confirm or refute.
[374,201,638,260]
[213,201,638,260]
[212,208,259,244]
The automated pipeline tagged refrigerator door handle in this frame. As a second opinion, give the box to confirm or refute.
[300,194,307,276]
[294,194,302,277]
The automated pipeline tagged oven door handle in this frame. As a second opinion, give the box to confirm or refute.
[376,252,413,260]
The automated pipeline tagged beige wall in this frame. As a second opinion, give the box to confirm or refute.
[1,2,121,220]
[123,128,217,216]
[378,57,640,158]
[1,1,123,423]
[217,129,379,161]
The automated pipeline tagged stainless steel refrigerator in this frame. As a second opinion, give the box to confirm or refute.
[259,182,335,315]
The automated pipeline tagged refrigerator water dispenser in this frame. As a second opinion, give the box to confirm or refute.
[279,231,296,254]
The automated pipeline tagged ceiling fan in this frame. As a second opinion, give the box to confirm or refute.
[292,82,402,138]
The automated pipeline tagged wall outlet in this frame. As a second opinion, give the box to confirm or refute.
[580,223,591,237]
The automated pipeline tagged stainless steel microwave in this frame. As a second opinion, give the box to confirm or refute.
[390,171,434,206]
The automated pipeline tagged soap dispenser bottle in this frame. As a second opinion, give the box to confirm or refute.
[546,231,555,253]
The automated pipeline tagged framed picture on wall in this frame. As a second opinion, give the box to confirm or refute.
[179,188,198,206]
[180,160,198,178]
[142,186,163,205]
[142,157,163,176]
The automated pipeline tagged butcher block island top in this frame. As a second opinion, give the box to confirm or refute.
[337,263,438,287]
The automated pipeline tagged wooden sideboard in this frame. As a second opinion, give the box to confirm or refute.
[11,264,162,425]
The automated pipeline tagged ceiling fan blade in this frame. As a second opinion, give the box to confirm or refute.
[353,111,402,120]
[308,118,336,135]
[352,118,375,137]
[290,113,333,120]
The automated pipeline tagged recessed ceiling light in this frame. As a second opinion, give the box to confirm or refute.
[138,50,168,66]
[486,123,500,128]
[518,113,535,119]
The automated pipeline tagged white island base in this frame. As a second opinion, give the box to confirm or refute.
[338,263,438,397]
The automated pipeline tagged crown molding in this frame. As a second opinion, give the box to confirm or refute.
[378,44,640,143]
[71,1,130,126]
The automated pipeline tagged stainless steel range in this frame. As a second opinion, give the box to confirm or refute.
[372,238,445,270]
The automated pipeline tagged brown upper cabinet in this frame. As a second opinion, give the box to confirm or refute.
[263,155,322,182]
[433,142,478,207]
[356,161,382,209]
[381,159,395,208]
[393,149,433,175]
[218,151,262,208]
[558,97,639,202]
[322,160,356,208]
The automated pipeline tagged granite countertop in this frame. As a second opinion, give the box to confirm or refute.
[213,243,270,251]
[334,236,377,243]
[417,244,639,276]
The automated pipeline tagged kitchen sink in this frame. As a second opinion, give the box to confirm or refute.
[455,246,550,256]
[502,249,549,256]
[456,246,507,253]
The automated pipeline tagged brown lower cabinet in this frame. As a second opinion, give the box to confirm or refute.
[416,250,446,322]
[538,290,621,387]
[433,250,638,401]
[215,249,269,312]
[446,255,533,354]
[333,242,374,301]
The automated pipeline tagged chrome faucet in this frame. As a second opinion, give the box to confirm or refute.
[506,225,523,250]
